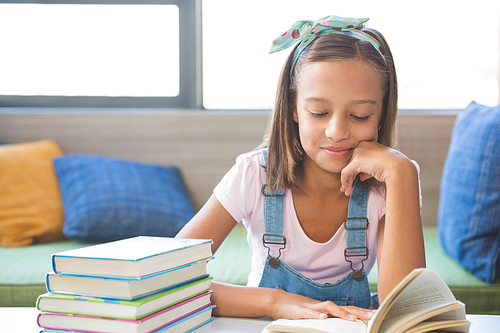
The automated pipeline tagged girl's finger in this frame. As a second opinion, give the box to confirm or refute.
[312,301,358,321]
[287,307,328,320]
[342,306,376,320]
[359,172,373,182]
[340,171,357,196]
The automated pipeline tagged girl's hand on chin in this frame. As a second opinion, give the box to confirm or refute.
[270,289,375,321]
[339,141,414,196]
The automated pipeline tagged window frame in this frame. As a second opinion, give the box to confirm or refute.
[0,0,202,108]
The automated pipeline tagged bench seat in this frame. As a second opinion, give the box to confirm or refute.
[4,225,497,314]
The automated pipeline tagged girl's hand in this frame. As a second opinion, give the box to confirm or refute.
[269,289,375,321]
[340,141,415,196]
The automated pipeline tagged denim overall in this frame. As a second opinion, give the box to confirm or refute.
[258,149,376,308]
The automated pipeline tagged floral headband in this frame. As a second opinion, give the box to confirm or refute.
[270,15,388,74]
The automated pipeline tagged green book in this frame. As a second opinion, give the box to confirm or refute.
[37,276,212,320]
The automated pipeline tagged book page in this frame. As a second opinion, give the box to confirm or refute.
[383,269,457,319]
[367,269,463,333]
[262,318,367,333]
[377,301,464,333]
[404,320,470,333]
[370,269,465,333]
[424,301,466,322]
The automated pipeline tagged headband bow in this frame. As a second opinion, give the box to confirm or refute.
[270,15,388,73]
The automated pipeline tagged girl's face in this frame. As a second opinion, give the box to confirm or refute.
[293,59,384,175]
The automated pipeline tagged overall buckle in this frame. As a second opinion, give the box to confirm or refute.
[263,233,286,269]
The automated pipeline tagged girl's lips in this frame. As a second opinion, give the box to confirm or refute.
[322,147,353,158]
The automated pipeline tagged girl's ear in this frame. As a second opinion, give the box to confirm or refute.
[293,109,299,123]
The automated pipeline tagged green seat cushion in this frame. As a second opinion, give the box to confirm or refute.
[368,227,500,314]
[0,240,94,306]
[207,224,252,285]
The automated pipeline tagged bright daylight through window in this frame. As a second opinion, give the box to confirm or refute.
[203,0,500,110]
[0,4,179,98]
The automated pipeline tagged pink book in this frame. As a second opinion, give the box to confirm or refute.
[38,290,212,333]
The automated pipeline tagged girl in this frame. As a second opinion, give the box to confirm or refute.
[176,15,425,322]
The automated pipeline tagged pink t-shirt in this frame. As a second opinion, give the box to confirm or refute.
[214,150,386,287]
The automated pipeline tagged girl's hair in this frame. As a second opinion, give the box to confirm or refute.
[262,26,398,193]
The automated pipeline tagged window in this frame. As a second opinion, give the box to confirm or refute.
[202,0,500,110]
[0,0,200,108]
[1,0,498,110]
[1,4,178,97]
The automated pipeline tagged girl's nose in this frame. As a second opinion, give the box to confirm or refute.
[325,116,349,142]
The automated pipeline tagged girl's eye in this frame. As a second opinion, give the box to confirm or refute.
[309,111,327,118]
[351,114,372,122]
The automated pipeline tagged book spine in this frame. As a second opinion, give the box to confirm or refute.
[51,254,58,274]
[35,293,44,311]
[45,273,53,293]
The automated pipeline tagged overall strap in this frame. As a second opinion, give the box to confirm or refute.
[344,178,370,281]
[261,149,286,268]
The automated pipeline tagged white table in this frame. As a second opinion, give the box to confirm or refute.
[1,307,498,332]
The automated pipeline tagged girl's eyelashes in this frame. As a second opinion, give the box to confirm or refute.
[308,111,328,118]
[351,114,372,122]
[306,110,373,122]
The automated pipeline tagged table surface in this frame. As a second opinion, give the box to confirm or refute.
[1,307,498,332]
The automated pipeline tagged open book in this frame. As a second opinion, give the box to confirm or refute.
[262,268,470,333]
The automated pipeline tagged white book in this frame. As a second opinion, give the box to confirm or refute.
[46,258,211,300]
[39,307,216,333]
[52,236,213,278]
[38,292,213,333]
[37,276,212,320]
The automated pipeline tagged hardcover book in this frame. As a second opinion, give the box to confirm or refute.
[262,268,470,333]
[38,292,213,333]
[46,259,211,300]
[39,304,216,333]
[51,236,212,278]
[37,276,212,320]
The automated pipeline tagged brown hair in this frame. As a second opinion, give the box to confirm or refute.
[262,26,398,193]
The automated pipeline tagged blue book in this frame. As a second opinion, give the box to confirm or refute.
[39,304,216,333]
[51,236,212,278]
[46,259,212,300]
[37,276,212,320]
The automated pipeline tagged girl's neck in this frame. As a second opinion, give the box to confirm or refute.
[291,156,350,243]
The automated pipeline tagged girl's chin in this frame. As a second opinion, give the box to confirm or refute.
[314,158,349,175]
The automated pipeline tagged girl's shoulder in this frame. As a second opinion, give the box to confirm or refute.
[234,149,266,174]
[217,149,267,191]
[214,150,267,223]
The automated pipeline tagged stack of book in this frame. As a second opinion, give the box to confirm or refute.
[36,236,215,333]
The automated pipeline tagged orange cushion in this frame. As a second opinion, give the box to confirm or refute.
[0,140,66,247]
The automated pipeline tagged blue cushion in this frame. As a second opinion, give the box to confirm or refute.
[438,101,500,284]
[53,154,194,243]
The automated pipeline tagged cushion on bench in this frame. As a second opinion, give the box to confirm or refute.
[438,101,500,284]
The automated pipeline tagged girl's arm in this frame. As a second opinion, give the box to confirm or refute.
[176,194,375,320]
[340,141,426,302]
